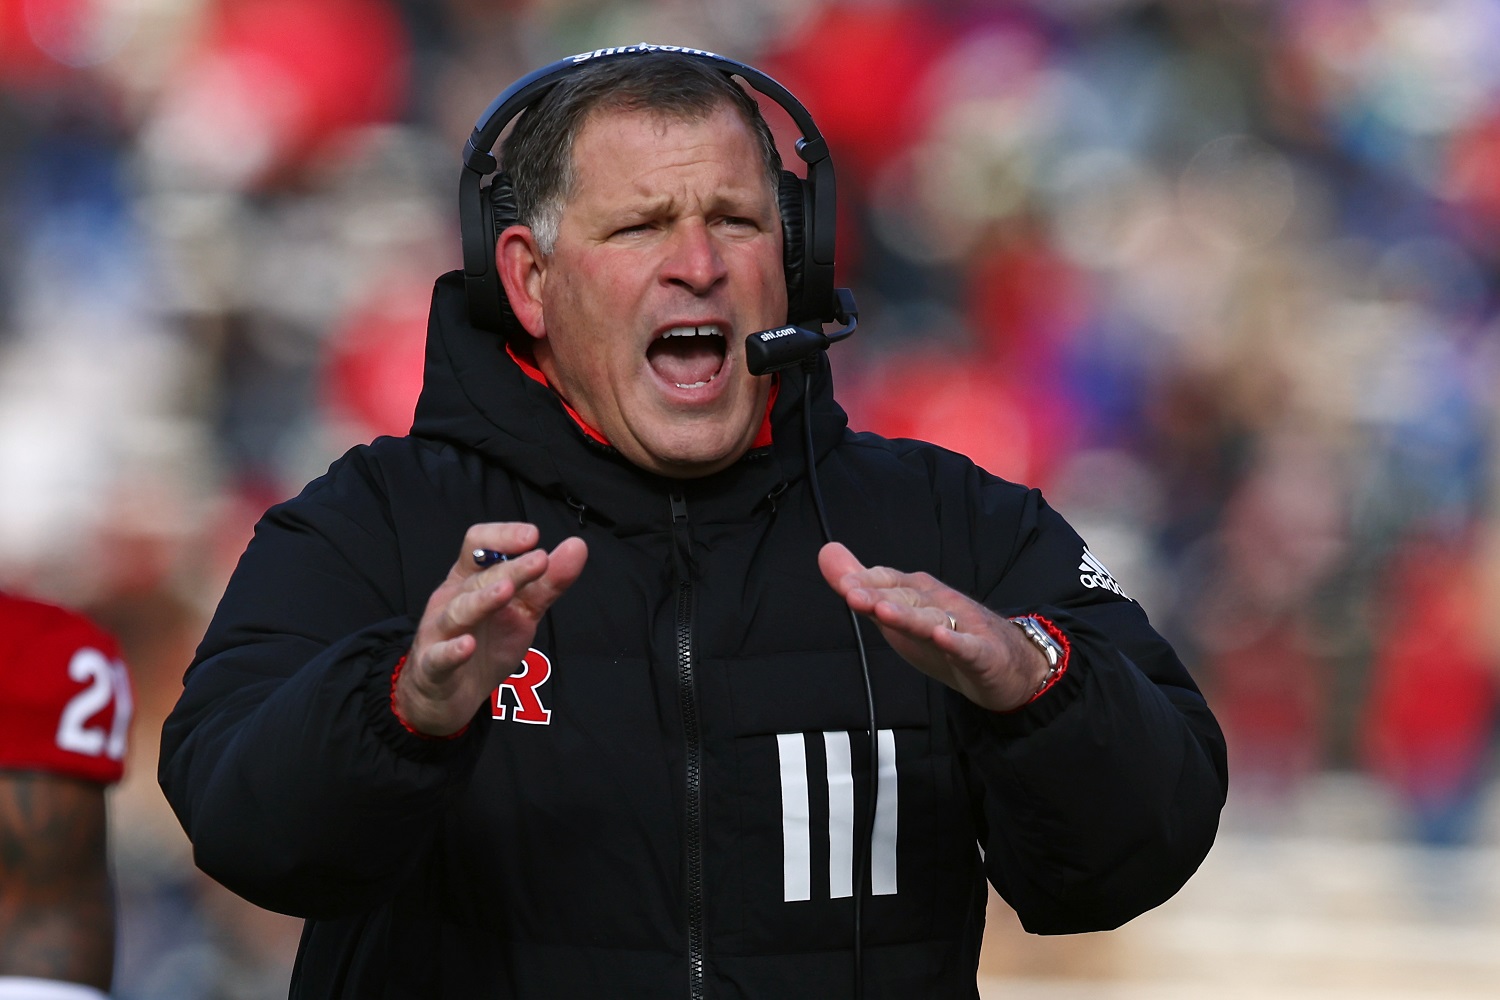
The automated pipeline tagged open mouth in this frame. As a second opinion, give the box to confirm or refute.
[646,325,728,389]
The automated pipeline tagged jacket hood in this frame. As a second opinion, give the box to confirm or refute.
[410,271,851,528]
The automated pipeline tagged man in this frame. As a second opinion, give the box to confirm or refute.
[159,48,1227,999]
[0,592,133,1000]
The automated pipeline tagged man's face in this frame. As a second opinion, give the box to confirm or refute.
[524,104,786,478]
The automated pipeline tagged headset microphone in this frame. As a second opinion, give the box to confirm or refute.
[745,288,859,375]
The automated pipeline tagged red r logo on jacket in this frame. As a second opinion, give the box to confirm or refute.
[492,648,552,725]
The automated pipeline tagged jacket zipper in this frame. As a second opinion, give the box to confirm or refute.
[670,492,705,999]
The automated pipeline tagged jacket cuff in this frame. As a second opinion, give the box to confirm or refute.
[363,630,485,763]
[949,617,1087,739]
[389,653,471,741]
[1008,614,1071,707]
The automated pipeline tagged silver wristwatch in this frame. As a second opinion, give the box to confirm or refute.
[1009,615,1062,665]
[1009,615,1064,695]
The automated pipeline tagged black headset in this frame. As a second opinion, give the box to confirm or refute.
[458,43,852,347]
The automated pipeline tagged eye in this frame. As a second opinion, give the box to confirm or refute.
[717,215,761,233]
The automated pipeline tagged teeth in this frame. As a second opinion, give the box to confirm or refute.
[661,325,724,338]
[657,325,724,389]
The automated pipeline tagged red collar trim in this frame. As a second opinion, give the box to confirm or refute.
[753,379,779,449]
[506,344,778,451]
[507,345,610,445]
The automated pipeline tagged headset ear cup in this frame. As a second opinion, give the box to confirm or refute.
[777,169,807,322]
[486,172,522,340]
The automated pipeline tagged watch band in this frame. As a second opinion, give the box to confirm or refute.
[1009,615,1064,696]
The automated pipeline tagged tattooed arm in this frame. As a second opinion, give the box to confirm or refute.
[0,771,114,991]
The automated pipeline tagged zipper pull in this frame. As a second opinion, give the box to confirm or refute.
[669,493,691,581]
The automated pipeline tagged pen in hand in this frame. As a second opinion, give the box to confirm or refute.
[472,549,508,568]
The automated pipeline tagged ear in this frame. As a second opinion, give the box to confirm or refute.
[497,225,547,340]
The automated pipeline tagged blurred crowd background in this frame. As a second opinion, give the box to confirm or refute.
[3,0,1499,996]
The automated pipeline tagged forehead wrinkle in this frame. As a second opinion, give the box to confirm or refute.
[568,108,774,217]
[616,181,765,219]
[569,176,772,239]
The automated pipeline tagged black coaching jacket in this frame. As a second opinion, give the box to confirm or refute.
[159,271,1227,999]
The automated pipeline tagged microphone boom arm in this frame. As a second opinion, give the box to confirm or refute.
[744,288,858,375]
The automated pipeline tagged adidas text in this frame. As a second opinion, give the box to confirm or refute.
[1078,547,1130,600]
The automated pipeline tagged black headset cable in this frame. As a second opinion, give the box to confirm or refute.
[799,358,879,1000]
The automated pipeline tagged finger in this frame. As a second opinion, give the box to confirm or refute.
[818,542,865,594]
[428,538,583,643]
[510,537,589,617]
[431,576,517,639]
[439,551,552,637]
[419,633,477,677]
[836,578,945,626]
[820,545,912,590]
[459,522,542,577]
[546,536,589,588]
[818,543,915,601]
[869,597,954,642]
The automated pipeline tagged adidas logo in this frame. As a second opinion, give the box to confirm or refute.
[1079,547,1130,599]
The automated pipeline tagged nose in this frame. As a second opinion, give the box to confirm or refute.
[660,220,727,295]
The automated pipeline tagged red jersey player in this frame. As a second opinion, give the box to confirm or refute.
[0,592,134,1000]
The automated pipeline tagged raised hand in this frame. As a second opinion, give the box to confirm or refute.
[396,523,588,736]
[817,542,1050,712]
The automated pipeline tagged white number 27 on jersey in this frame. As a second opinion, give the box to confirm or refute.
[55,647,133,760]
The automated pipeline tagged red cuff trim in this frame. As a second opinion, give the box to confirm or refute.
[390,654,469,741]
[506,344,780,450]
[1024,615,1071,705]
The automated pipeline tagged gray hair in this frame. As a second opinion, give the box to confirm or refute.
[500,53,783,254]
